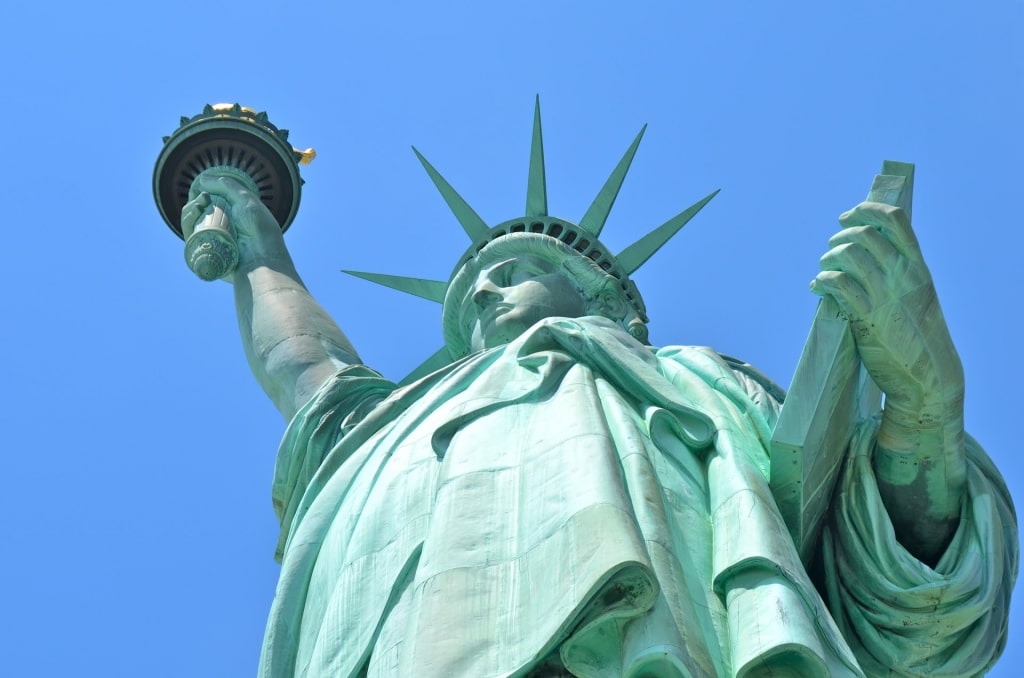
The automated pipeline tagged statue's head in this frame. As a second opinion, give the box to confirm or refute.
[443,229,647,355]
[342,100,717,381]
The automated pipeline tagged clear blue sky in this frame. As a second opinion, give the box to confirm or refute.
[1,2,1020,675]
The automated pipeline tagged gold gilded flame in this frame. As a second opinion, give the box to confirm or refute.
[211,103,258,117]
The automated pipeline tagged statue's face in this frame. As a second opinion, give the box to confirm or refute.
[465,254,589,350]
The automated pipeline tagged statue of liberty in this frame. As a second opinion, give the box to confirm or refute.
[176,102,1016,677]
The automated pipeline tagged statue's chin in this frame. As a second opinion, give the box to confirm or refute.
[480,329,517,350]
[477,314,524,350]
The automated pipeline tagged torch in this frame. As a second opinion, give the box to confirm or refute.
[153,103,314,280]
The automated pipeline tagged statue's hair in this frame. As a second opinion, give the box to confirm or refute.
[443,232,647,357]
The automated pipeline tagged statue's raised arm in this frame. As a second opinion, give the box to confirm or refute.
[181,171,361,421]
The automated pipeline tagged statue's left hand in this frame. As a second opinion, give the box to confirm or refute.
[811,202,964,423]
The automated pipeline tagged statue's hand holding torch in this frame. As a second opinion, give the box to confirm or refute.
[181,168,285,280]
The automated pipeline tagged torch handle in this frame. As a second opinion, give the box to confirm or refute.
[184,196,238,280]
[182,166,260,281]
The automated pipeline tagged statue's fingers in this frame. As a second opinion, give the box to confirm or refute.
[820,241,887,302]
[867,203,921,262]
[191,171,249,202]
[180,191,212,238]
[810,270,872,319]
[838,201,900,229]
[838,202,921,261]
[827,225,900,274]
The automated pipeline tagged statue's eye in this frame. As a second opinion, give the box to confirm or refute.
[506,264,546,285]
[507,269,531,285]
[491,259,548,286]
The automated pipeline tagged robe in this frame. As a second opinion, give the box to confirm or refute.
[258,317,1016,678]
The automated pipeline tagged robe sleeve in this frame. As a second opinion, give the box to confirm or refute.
[271,364,397,561]
[721,355,784,429]
[821,419,1018,677]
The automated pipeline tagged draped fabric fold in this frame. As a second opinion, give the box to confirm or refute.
[258,317,1014,678]
[822,420,1018,677]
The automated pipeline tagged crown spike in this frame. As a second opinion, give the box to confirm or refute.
[413,147,490,241]
[579,124,646,237]
[525,96,548,217]
[400,345,454,386]
[342,270,448,303]
[617,189,720,275]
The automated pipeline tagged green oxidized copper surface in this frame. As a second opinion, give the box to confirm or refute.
[164,100,1017,678]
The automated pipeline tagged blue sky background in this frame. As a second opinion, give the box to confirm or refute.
[1,2,1021,675]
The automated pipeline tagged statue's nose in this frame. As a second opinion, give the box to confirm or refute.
[473,286,502,309]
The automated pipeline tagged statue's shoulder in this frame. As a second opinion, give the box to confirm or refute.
[716,352,787,405]
[655,344,786,410]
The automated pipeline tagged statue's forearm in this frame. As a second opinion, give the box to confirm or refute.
[873,396,967,565]
[234,253,361,421]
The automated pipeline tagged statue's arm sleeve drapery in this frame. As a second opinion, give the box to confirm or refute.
[821,420,1018,677]
[722,354,1016,676]
[270,364,398,561]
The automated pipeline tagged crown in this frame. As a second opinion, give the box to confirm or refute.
[344,98,718,384]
